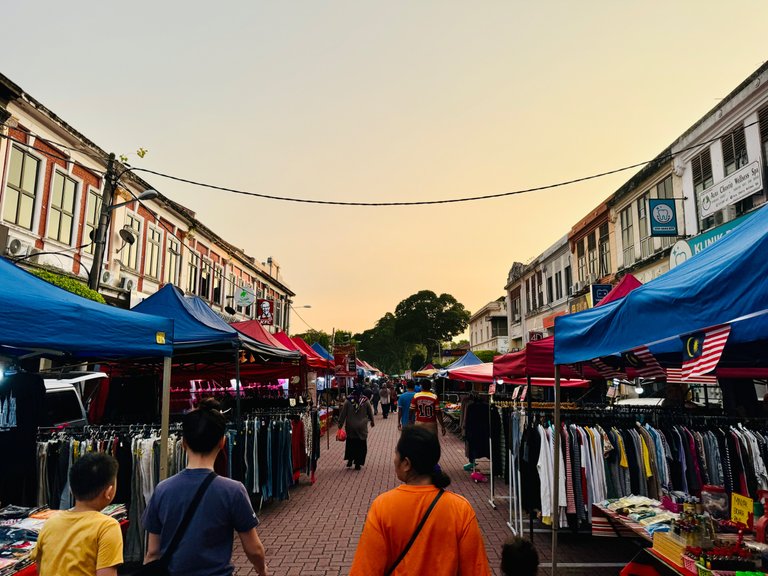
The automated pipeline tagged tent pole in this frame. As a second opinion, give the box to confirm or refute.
[235,349,242,431]
[159,356,172,481]
[552,365,561,576]
[527,375,533,542]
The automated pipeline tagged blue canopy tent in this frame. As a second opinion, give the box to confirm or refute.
[133,284,298,431]
[442,350,483,372]
[0,257,173,359]
[548,205,768,572]
[554,204,768,367]
[311,342,334,362]
[0,257,177,479]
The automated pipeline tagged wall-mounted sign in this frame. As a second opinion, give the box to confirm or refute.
[235,285,256,308]
[669,211,755,269]
[569,294,590,314]
[590,284,612,306]
[698,160,762,218]
[649,199,678,236]
[256,298,274,325]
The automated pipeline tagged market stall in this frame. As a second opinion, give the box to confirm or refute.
[549,204,768,574]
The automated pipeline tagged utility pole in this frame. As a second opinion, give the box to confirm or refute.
[88,153,116,291]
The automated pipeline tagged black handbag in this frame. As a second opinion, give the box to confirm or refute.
[136,471,217,576]
[384,489,444,576]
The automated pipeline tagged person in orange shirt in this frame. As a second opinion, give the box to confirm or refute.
[350,426,491,576]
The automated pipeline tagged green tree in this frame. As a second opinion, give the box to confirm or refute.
[410,353,426,372]
[28,268,106,304]
[474,350,498,363]
[394,290,471,362]
[356,313,415,374]
[294,329,331,349]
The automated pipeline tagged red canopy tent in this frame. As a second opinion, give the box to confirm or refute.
[494,337,602,379]
[447,363,494,383]
[232,320,296,352]
[271,332,329,370]
[595,273,642,307]
[292,336,334,370]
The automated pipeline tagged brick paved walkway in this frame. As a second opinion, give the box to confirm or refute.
[232,412,639,575]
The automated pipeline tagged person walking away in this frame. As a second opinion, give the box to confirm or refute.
[338,387,375,470]
[142,399,268,576]
[350,426,491,575]
[397,381,417,431]
[501,536,539,576]
[389,383,398,414]
[371,384,380,415]
[379,384,391,419]
[409,380,446,436]
[34,452,123,576]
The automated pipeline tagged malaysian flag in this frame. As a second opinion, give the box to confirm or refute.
[680,325,731,380]
[622,346,666,378]
[591,356,624,379]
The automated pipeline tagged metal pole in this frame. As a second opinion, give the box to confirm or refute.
[88,153,116,291]
[159,356,172,480]
[552,365,561,576]
[527,375,534,542]
[235,349,242,431]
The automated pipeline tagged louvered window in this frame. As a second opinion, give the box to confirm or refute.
[691,149,714,193]
[722,128,747,176]
[760,106,768,169]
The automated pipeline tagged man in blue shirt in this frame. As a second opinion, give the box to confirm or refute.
[397,381,417,430]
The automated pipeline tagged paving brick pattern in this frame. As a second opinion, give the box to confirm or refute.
[232,412,639,575]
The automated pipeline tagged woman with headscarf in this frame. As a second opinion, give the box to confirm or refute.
[338,387,375,470]
[351,426,490,575]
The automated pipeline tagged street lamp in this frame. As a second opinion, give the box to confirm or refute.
[87,151,159,291]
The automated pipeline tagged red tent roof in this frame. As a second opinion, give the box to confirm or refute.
[291,337,334,370]
[231,320,296,353]
[595,273,642,307]
[447,363,494,383]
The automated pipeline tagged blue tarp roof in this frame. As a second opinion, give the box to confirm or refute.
[133,285,297,359]
[311,342,334,361]
[133,284,240,348]
[0,257,173,358]
[554,205,768,365]
[444,350,483,370]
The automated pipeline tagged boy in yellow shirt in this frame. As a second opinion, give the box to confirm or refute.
[34,452,123,576]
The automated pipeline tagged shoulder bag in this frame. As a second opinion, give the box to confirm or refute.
[384,489,445,576]
[137,471,217,576]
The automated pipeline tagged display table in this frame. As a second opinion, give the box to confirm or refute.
[592,503,653,541]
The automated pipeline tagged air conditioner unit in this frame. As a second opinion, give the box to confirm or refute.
[101,270,113,285]
[571,281,582,294]
[119,277,135,291]
[6,238,31,257]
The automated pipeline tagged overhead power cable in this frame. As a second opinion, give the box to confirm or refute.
[2,120,759,207]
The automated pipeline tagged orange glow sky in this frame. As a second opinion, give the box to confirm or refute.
[5,1,768,334]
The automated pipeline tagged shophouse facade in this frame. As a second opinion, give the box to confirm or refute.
[567,201,615,313]
[608,151,679,284]
[504,234,571,348]
[671,62,768,261]
[469,297,509,354]
[0,73,295,332]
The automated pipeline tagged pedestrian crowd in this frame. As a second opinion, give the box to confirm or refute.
[33,379,536,576]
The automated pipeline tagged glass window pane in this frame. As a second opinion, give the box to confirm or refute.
[8,148,23,187]
[19,194,34,229]
[52,174,63,207]
[61,214,73,244]
[48,210,60,239]
[22,156,38,193]
[3,189,19,223]
[64,182,75,211]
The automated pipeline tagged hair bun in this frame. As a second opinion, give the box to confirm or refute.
[197,397,222,412]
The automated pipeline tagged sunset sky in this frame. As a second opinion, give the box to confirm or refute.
[5,1,768,334]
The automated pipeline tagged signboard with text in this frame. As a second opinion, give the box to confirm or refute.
[590,284,612,307]
[731,492,753,527]
[649,199,678,236]
[698,160,762,218]
[669,211,755,269]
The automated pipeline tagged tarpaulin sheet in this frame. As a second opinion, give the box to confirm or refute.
[554,204,768,365]
[0,257,173,358]
[447,362,494,383]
